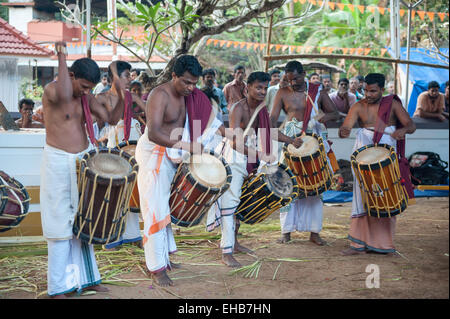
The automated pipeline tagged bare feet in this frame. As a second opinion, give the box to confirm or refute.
[277,232,291,244]
[222,253,242,268]
[309,232,327,246]
[341,248,367,256]
[85,284,110,293]
[152,270,173,287]
[234,241,254,254]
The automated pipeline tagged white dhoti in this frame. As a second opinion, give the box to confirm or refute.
[40,143,101,296]
[135,132,177,273]
[348,126,397,253]
[102,118,143,249]
[206,141,248,254]
[137,113,222,272]
[279,118,331,234]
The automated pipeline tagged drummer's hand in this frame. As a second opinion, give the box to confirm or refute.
[291,137,303,148]
[338,126,351,138]
[391,128,406,140]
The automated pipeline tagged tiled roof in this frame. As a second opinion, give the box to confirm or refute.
[0,17,53,57]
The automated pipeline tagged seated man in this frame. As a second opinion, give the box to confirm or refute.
[15,98,44,128]
[413,81,447,121]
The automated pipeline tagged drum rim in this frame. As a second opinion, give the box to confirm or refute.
[283,132,324,162]
[0,172,30,232]
[80,147,139,185]
[351,143,396,170]
[117,140,138,159]
[367,198,407,218]
[236,163,300,224]
[181,149,232,193]
[0,172,7,214]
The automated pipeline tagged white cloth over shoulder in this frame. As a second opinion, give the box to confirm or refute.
[351,126,397,217]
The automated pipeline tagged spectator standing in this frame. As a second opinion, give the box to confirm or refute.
[329,78,357,115]
[93,73,109,95]
[321,74,337,95]
[349,77,364,101]
[269,69,281,87]
[201,68,228,114]
[223,65,247,110]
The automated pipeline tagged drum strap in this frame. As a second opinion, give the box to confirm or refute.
[81,95,98,147]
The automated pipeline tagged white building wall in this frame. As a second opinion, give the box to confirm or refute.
[8,6,33,35]
[0,57,19,112]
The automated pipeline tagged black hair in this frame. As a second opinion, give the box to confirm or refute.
[365,73,385,88]
[69,58,101,84]
[269,69,281,76]
[247,71,271,86]
[18,98,35,111]
[285,61,304,74]
[130,68,141,76]
[428,81,440,89]
[130,80,143,88]
[309,72,320,79]
[101,72,108,79]
[356,75,365,83]
[338,78,349,85]
[173,55,203,77]
[234,65,245,73]
[201,86,219,104]
[446,81,449,87]
[108,61,132,80]
[202,68,216,78]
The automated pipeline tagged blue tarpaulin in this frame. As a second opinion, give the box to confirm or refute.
[387,47,449,116]
[322,189,448,203]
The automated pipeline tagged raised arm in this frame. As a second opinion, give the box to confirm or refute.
[53,42,73,104]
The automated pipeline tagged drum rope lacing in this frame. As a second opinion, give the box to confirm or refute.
[76,149,137,244]
[352,145,409,218]
[0,175,29,229]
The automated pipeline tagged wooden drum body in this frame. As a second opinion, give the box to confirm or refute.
[0,171,30,233]
[351,144,408,218]
[169,150,232,227]
[283,133,332,197]
[236,163,299,225]
[117,140,140,213]
[74,148,138,244]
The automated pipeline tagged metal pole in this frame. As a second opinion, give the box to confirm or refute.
[401,0,424,108]
[86,0,91,58]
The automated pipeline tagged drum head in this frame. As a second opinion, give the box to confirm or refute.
[355,146,390,165]
[86,153,132,179]
[287,135,319,157]
[261,165,294,198]
[120,144,136,157]
[189,153,227,188]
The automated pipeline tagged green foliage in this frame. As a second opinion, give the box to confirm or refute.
[20,79,44,101]
[0,0,8,21]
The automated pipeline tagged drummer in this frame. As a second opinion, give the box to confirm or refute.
[135,55,226,287]
[95,61,145,251]
[210,71,303,268]
[339,73,416,256]
[270,60,339,246]
[40,42,126,298]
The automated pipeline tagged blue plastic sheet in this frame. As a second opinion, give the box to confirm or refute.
[322,189,448,203]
